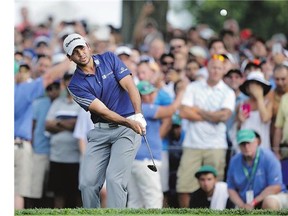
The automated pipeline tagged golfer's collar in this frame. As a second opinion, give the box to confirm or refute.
[75,55,100,78]
[92,55,100,68]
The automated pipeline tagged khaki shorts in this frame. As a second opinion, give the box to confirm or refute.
[265,193,288,209]
[30,153,50,198]
[176,148,226,193]
[14,140,33,197]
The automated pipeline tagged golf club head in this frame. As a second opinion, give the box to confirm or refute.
[147,165,157,172]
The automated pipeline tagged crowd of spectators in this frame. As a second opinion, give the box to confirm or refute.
[14,5,288,210]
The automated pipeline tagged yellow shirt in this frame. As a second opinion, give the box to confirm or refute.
[275,93,288,143]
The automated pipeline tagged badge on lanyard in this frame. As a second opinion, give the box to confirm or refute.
[246,190,254,203]
[242,148,260,204]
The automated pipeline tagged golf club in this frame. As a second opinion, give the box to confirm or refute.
[142,134,157,172]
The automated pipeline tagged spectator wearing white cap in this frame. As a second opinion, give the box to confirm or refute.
[115,46,139,85]
[189,46,208,67]
[33,35,52,56]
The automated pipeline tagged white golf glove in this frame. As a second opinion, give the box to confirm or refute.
[127,113,147,128]
[134,113,147,128]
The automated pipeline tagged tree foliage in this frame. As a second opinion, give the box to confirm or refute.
[183,0,288,40]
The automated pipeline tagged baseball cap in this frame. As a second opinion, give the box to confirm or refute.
[237,129,256,145]
[52,53,66,65]
[199,28,215,40]
[221,53,236,64]
[33,35,50,48]
[224,68,243,78]
[189,46,207,59]
[195,165,218,178]
[115,46,132,56]
[63,33,87,55]
[241,58,264,72]
[137,81,156,95]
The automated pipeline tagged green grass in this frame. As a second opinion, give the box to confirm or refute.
[15,208,288,216]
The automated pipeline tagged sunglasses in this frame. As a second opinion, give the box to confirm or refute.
[171,45,183,50]
[211,54,225,62]
[46,83,60,91]
[161,61,174,66]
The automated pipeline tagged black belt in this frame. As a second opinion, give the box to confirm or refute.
[94,122,119,129]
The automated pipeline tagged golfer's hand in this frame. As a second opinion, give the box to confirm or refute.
[135,113,147,134]
[127,113,147,134]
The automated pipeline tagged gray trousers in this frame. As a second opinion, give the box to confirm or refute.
[79,125,141,208]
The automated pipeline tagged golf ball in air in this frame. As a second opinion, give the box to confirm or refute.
[220,9,227,16]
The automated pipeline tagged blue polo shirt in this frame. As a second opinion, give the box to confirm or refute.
[227,148,286,203]
[32,96,52,154]
[136,103,162,161]
[68,52,135,123]
[14,77,45,140]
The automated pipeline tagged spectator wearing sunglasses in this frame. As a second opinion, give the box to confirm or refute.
[169,36,189,73]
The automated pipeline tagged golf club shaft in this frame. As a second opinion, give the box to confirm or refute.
[143,135,157,167]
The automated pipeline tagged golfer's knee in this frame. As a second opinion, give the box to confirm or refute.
[262,196,281,210]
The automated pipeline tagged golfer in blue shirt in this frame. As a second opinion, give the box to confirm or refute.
[63,33,147,208]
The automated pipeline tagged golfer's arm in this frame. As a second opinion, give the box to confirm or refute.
[88,98,130,126]
[119,75,142,114]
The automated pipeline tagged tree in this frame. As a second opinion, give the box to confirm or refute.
[121,0,168,46]
[184,0,288,41]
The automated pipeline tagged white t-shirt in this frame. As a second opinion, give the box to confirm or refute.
[181,80,235,149]
[73,108,94,143]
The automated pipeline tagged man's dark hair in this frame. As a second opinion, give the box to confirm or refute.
[208,38,226,50]
[160,53,175,64]
[219,29,234,40]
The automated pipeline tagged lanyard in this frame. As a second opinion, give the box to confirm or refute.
[242,148,260,187]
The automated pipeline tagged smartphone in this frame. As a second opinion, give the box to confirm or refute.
[241,103,251,117]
